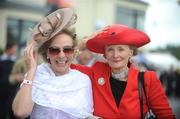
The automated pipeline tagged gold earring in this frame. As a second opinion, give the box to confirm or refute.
[74,49,81,57]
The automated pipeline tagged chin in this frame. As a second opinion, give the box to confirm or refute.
[110,63,123,68]
[56,69,68,75]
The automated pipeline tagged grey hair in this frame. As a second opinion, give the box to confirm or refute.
[129,46,138,56]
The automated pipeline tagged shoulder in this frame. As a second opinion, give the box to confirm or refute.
[71,69,91,83]
[128,65,158,83]
[71,69,89,77]
[129,64,157,79]
[70,63,93,76]
[138,70,161,94]
[144,70,160,86]
[144,70,158,80]
[71,63,89,70]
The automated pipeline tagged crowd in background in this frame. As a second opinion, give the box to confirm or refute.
[160,67,180,98]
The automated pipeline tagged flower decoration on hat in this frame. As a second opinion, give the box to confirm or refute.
[27,8,77,48]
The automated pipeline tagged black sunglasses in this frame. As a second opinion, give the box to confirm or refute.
[48,46,74,55]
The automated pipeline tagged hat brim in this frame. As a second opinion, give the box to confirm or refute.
[87,28,150,54]
[28,8,77,48]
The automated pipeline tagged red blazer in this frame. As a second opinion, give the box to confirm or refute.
[71,62,175,119]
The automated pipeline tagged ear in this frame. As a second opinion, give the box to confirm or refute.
[129,49,133,57]
[46,55,51,64]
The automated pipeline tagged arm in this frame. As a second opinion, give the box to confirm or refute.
[12,42,38,118]
[146,71,176,119]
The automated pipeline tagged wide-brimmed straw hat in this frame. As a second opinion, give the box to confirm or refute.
[27,8,77,48]
[86,24,150,54]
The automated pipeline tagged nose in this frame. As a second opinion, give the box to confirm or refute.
[58,49,65,58]
[112,49,119,58]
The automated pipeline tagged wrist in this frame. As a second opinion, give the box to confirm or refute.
[26,68,36,79]
[20,79,33,88]
[20,71,35,88]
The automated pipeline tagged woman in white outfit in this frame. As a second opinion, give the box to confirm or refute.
[12,8,94,119]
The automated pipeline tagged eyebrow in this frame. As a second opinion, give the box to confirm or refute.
[49,45,73,48]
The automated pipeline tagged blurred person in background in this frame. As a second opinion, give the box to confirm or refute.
[0,46,3,55]
[9,57,28,87]
[12,8,95,119]
[0,41,18,119]
[165,66,177,97]
[71,24,175,119]
[74,37,105,66]
[76,47,95,66]
[175,68,180,98]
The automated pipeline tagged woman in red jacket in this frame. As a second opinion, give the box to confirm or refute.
[72,24,176,119]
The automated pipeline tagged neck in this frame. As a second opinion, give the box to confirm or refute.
[50,65,70,76]
[55,69,70,76]
[111,67,129,81]
[111,66,128,74]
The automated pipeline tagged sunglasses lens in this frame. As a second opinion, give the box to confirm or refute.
[63,48,74,54]
[49,47,60,55]
[48,47,74,55]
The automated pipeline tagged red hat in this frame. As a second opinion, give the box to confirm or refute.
[86,24,150,54]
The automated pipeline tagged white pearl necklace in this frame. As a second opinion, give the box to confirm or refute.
[111,68,129,81]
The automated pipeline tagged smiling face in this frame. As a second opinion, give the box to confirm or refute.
[104,44,133,73]
[47,33,75,76]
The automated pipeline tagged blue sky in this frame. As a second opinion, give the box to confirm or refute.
[142,0,180,49]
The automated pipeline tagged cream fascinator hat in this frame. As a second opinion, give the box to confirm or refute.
[27,8,77,48]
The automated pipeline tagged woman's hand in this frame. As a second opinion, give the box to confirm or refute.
[24,41,38,72]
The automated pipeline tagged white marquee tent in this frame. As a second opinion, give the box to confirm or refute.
[133,52,180,71]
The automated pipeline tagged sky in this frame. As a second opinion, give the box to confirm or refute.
[142,0,180,49]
